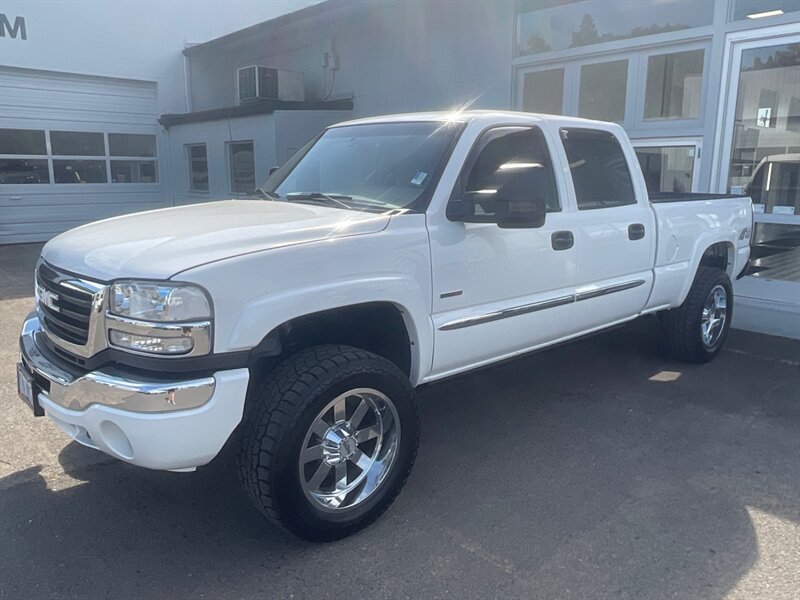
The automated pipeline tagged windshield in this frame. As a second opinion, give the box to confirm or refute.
[258,121,463,212]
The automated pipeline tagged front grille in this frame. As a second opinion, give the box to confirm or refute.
[36,262,95,346]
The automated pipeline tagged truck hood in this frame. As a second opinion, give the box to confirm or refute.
[41,200,391,281]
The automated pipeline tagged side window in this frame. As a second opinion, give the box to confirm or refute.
[456,126,561,215]
[560,128,636,210]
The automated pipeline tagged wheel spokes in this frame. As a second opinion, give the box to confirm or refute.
[333,397,347,423]
[350,448,372,472]
[301,444,323,464]
[350,398,370,428]
[307,461,331,489]
[355,423,380,443]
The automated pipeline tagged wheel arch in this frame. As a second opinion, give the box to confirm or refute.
[676,239,736,306]
[250,301,422,383]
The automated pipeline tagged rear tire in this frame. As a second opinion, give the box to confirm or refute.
[660,266,733,364]
[237,344,419,542]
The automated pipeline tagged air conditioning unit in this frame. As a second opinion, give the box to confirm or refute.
[237,66,305,103]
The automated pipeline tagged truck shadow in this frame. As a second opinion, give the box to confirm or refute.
[1,326,798,599]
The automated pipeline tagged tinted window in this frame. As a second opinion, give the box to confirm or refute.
[53,159,107,183]
[561,128,636,209]
[0,158,49,184]
[50,131,105,156]
[516,0,713,57]
[0,129,46,155]
[522,69,564,115]
[645,50,704,120]
[579,60,628,122]
[456,126,560,215]
[108,133,156,157]
[188,144,209,191]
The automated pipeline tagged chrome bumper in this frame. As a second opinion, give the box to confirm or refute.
[19,313,215,413]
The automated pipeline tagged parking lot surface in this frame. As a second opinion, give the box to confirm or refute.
[1,243,799,600]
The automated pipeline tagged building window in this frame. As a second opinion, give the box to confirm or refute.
[108,133,157,157]
[0,129,49,183]
[579,60,628,122]
[731,0,799,21]
[53,160,107,184]
[645,49,704,120]
[228,141,255,193]
[515,0,714,57]
[560,128,636,210]
[522,68,564,115]
[0,129,158,185]
[109,133,158,183]
[50,131,105,156]
[187,144,209,191]
[635,145,696,193]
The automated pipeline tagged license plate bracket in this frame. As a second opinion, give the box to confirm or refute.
[17,362,44,417]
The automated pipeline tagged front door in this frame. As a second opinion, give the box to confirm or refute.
[427,123,577,379]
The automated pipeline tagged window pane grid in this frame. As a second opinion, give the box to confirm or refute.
[0,128,158,185]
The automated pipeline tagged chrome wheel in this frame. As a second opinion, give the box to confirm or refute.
[299,388,400,511]
[701,284,727,348]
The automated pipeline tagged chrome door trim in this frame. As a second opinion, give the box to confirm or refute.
[575,279,646,302]
[438,279,647,331]
[438,294,574,331]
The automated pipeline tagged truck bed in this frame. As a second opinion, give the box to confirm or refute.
[649,192,746,204]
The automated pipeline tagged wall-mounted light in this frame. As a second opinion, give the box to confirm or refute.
[747,9,784,19]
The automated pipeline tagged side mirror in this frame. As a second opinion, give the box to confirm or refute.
[495,195,547,229]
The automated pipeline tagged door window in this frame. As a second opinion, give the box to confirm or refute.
[455,126,560,216]
[560,128,636,209]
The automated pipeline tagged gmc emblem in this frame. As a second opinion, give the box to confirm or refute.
[38,286,59,312]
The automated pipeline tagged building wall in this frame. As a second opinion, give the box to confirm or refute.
[0,0,322,115]
[187,1,515,117]
[165,110,351,206]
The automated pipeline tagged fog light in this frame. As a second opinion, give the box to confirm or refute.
[109,330,194,355]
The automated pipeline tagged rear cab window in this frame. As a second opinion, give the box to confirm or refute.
[560,128,636,210]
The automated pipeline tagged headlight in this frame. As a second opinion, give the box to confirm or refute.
[109,281,211,322]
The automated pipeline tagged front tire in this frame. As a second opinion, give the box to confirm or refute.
[237,345,419,542]
[660,266,733,363]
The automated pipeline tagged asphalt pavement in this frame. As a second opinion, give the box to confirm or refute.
[1,243,799,600]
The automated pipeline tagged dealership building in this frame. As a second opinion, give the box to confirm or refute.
[0,0,798,336]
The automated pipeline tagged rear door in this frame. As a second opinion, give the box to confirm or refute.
[556,127,656,331]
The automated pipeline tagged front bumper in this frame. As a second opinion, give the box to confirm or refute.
[19,313,249,471]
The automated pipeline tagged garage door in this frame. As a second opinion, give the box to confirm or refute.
[0,67,167,244]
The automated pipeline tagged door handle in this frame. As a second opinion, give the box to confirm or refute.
[628,223,645,240]
[551,230,574,251]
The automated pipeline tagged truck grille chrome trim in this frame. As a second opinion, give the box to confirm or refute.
[20,313,215,412]
[36,260,108,358]
[438,279,646,331]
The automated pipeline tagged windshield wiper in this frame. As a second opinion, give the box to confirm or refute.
[285,192,353,210]
[252,188,280,200]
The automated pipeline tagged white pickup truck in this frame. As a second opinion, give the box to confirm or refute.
[18,111,752,541]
